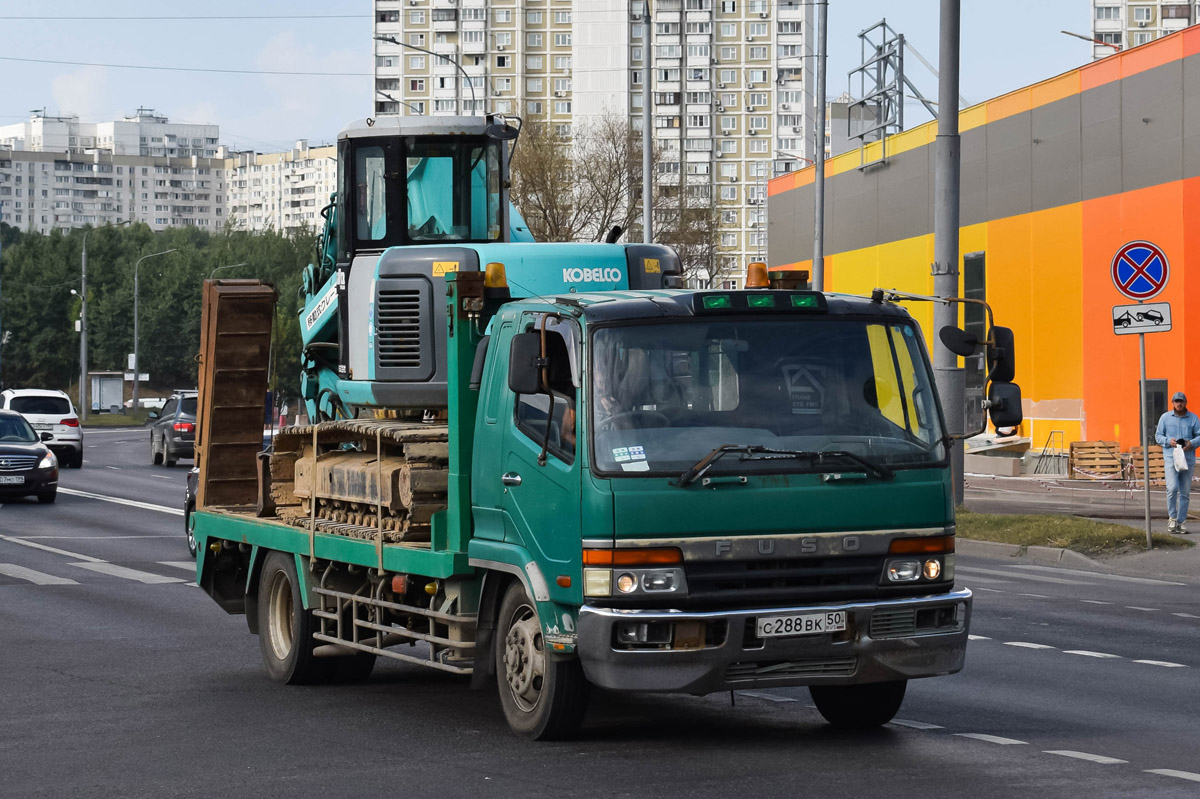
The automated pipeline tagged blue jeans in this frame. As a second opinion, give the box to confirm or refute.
[1164,456,1194,523]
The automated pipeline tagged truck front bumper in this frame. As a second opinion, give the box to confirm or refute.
[576,588,971,694]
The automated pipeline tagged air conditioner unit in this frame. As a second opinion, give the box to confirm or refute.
[748,129,757,135]
[759,12,768,18]
[409,1,417,5]
[748,198,760,204]
[497,45,505,51]
[555,91,566,97]
[747,83,755,89]
[748,221,757,227]
[716,106,725,113]
[718,82,725,88]
[746,36,753,42]
[781,103,789,110]
[715,151,723,158]
[729,176,738,182]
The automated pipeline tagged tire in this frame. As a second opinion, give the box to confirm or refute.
[809,680,908,729]
[71,450,83,469]
[257,550,326,685]
[151,434,163,465]
[185,499,198,558]
[495,581,590,740]
[37,488,57,504]
[164,438,177,468]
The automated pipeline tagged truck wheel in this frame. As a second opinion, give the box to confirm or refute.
[809,680,907,729]
[495,581,589,740]
[258,551,325,685]
[151,434,163,465]
[184,499,197,558]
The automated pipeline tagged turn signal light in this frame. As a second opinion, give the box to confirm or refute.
[582,547,683,566]
[889,535,954,555]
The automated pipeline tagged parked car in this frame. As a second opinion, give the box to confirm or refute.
[0,410,59,503]
[148,390,197,467]
[185,465,199,556]
[0,388,83,468]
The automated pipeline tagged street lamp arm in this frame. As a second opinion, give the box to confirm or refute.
[1061,29,1120,51]
[374,34,478,113]
[209,262,248,280]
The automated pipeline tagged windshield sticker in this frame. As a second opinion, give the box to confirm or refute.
[612,446,646,463]
[783,364,825,415]
[621,461,650,472]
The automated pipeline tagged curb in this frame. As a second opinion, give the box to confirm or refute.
[956,538,1101,569]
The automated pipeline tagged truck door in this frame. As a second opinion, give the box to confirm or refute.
[498,315,581,569]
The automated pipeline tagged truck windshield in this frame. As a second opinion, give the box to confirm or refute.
[590,317,945,476]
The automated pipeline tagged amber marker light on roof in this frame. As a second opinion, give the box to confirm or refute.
[484,261,508,288]
[745,261,770,288]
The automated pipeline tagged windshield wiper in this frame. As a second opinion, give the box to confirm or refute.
[677,445,893,487]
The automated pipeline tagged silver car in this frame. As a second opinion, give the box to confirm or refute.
[0,388,83,468]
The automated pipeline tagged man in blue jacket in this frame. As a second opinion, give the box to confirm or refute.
[1155,391,1200,534]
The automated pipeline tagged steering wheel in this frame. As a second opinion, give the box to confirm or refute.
[597,409,670,432]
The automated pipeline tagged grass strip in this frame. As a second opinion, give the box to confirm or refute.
[957,509,1193,557]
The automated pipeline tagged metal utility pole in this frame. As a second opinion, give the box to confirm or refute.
[643,1,654,244]
[933,0,964,503]
[80,219,131,420]
[812,0,828,290]
[131,248,177,410]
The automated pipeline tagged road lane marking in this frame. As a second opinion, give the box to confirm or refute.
[1133,660,1187,668]
[1003,642,1055,650]
[1018,593,1050,598]
[69,562,184,584]
[1145,770,1200,783]
[0,563,79,585]
[956,574,1010,585]
[1044,750,1127,765]
[956,566,1095,585]
[891,719,944,730]
[105,466,122,470]
[955,734,1027,745]
[1080,600,1113,605]
[1063,650,1121,659]
[1008,565,1186,586]
[968,635,991,640]
[159,561,197,571]
[737,691,798,703]
[1173,612,1200,619]
[149,475,175,481]
[58,488,183,516]
[1125,606,1159,612]
[0,535,105,563]
[972,587,1003,593]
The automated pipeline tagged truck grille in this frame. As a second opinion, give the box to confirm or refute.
[726,657,857,683]
[374,278,432,380]
[869,604,962,638]
[0,455,39,471]
[686,555,886,607]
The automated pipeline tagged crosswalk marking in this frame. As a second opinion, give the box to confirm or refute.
[1008,565,1186,587]
[57,488,184,517]
[1044,750,1127,765]
[0,534,104,563]
[0,563,79,585]
[956,733,1027,745]
[159,561,198,572]
[70,562,185,585]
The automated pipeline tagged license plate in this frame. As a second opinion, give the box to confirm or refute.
[756,610,847,638]
[33,424,51,430]
[0,475,25,485]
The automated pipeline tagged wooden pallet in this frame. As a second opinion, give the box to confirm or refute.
[1129,446,1166,485]
[1068,440,1124,480]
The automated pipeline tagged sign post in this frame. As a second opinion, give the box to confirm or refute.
[1111,240,1170,549]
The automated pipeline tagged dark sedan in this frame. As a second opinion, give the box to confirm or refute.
[0,410,59,503]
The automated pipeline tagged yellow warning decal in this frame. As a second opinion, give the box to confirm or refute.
[433,261,460,276]
[644,258,661,273]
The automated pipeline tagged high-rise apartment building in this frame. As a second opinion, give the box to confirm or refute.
[372,0,814,284]
[225,140,338,236]
[1091,1,1197,58]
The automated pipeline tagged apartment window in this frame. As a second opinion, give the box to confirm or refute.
[720,0,736,10]
[658,68,681,81]
[720,69,737,84]
[432,9,457,22]
[748,22,767,37]
[686,91,711,103]
[686,0,712,9]
[554,101,572,114]
[1133,31,1153,45]
[688,114,710,127]
[748,139,768,153]
[528,32,543,46]
[527,78,543,92]
[436,76,456,89]
[496,55,511,68]
[779,44,804,58]
[555,33,572,46]
[656,91,682,104]
[779,21,803,33]
[748,116,767,130]
[409,79,426,91]
[555,124,571,137]
[409,33,425,46]
[631,69,643,85]
[632,23,645,39]
[720,186,738,201]
[687,162,710,175]
[1096,5,1119,18]
[1097,32,1123,45]
[657,21,680,34]
[722,210,737,224]
[721,233,737,247]
[748,69,768,83]
[748,0,767,12]
[748,161,766,177]
[527,10,543,24]
[1132,6,1152,22]
[632,46,643,60]
[496,100,513,113]
[494,9,512,22]
[409,55,426,69]
[495,32,512,47]
[409,10,425,24]
[435,100,457,113]
[555,56,571,69]
[527,55,543,69]
[749,92,767,106]
[376,56,396,68]
[721,22,737,36]
[720,46,738,60]
[684,138,712,151]
[1164,4,1191,17]
[463,8,486,20]
[554,11,571,23]
[554,78,572,92]
[687,44,710,58]
[686,21,712,34]
[749,46,768,60]
[527,101,543,114]
[657,44,681,58]
[719,163,736,178]
[463,30,484,43]
[721,116,737,131]
[687,68,710,80]
[658,162,681,175]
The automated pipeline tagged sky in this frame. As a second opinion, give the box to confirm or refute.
[0,1,1094,153]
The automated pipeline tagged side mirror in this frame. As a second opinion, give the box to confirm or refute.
[147,411,159,420]
[987,326,1015,383]
[987,381,1023,428]
[508,332,543,395]
[40,431,53,442]
[938,325,978,357]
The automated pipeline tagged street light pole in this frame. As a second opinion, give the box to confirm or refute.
[132,248,177,411]
[209,262,248,280]
[374,35,477,114]
[80,219,131,420]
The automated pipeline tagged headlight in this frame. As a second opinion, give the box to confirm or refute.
[38,451,57,470]
[886,559,921,582]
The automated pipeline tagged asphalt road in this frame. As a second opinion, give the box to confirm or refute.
[1,431,1198,798]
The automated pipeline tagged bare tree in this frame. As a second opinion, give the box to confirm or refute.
[508,115,593,241]
[658,201,727,289]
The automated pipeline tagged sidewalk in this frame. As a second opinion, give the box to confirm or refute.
[962,473,1200,580]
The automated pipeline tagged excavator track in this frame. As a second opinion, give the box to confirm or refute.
[266,419,450,544]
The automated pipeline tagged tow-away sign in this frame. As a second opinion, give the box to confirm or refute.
[1112,302,1171,335]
